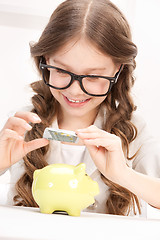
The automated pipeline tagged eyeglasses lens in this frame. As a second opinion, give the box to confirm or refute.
[82,77,110,95]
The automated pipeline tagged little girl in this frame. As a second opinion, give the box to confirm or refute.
[0,0,160,216]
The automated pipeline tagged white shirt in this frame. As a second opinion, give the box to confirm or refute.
[1,106,160,217]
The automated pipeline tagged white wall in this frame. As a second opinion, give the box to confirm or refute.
[0,0,63,127]
[132,0,160,138]
[0,0,160,138]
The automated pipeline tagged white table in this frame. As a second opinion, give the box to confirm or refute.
[0,205,160,240]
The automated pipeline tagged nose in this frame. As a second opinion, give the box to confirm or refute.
[67,79,84,95]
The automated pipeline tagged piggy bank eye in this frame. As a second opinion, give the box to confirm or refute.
[85,174,88,176]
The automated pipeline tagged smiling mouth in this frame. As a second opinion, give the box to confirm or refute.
[66,97,89,103]
[65,96,90,103]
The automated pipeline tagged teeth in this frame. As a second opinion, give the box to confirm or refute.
[67,97,86,103]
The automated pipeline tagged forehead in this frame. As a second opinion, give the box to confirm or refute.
[48,38,115,70]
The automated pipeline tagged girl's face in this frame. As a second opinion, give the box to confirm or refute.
[46,38,119,120]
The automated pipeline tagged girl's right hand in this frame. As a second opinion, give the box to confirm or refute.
[0,111,49,171]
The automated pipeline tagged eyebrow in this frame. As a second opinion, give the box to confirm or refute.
[53,59,107,72]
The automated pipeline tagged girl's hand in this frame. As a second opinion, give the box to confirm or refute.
[76,125,128,184]
[0,112,49,171]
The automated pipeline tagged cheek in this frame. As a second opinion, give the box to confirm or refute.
[49,88,59,99]
[94,96,107,106]
[48,72,53,85]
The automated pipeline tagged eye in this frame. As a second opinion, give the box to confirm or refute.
[56,69,64,74]
[55,69,69,77]
[56,69,63,73]
[85,174,88,176]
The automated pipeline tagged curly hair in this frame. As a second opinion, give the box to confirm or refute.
[14,0,141,215]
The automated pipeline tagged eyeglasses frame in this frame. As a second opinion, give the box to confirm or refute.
[39,60,123,97]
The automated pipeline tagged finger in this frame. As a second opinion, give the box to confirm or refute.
[77,128,115,142]
[3,116,32,133]
[83,138,101,146]
[77,131,104,140]
[77,126,112,138]
[0,129,24,141]
[76,125,99,133]
[23,138,49,155]
[85,144,99,155]
[85,144,107,176]
[83,138,117,151]
[3,111,41,135]
[14,111,41,123]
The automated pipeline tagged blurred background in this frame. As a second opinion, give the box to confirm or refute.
[0,0,160,138]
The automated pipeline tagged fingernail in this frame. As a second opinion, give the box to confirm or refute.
[77,129,82,132]
[19,136,24,140]
[33,115,41,122]
[77,132,84,135]
[26,123,32,130]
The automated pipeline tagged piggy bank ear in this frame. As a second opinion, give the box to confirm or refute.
[74,163,86,177]
[33,169,41,179]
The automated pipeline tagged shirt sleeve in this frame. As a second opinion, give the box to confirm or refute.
[0,169,9,176]
[130,113,160,178]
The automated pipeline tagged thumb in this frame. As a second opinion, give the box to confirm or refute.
[86,144,105,160]
[85,144,98,158]
[86,144,107,175]
[24,138,49,155]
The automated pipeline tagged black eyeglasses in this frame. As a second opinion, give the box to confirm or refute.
[39,60,123,97]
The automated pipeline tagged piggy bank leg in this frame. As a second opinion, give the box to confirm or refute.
[40,206,55,214]
[67,208,81,217]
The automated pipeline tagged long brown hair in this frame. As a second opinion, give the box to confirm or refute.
[14,0,141,215]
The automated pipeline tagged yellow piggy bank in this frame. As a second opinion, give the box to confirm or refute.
[32,163,99,216]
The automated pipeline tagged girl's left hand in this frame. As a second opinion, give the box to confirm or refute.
[76,125,127,184]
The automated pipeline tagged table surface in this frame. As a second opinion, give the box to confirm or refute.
[0,205,160,240]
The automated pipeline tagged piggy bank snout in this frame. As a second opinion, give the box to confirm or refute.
[91,181,99,195]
